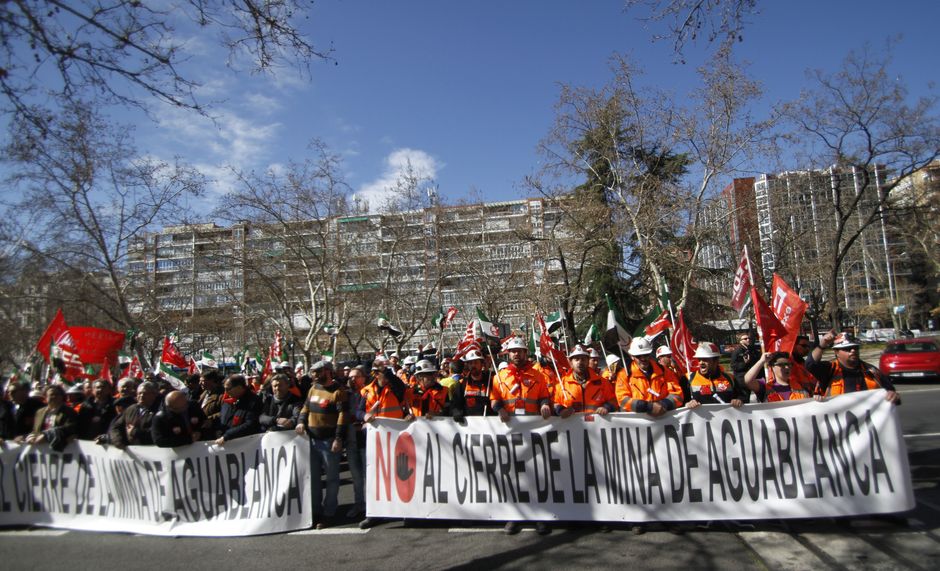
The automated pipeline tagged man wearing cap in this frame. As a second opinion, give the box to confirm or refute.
[554,344,617,417]
[296,360,348,528]
[489,336,552,536]
[686,342,744,408]
[588,348,603,375]
[602,353,629,386]
[453,349,492,417]
[617,338,683,416]
[808,331,899,403]
[410,360,451,418]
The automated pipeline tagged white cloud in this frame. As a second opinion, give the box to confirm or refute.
[354,148,442,212]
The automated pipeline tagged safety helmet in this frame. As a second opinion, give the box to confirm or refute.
[568,344,590,358]
[589,348,601,359]
[832,332,861,349]
[462,349,484,362]
[403,355,418,366]
[502,337,527,351]
[693,342,721,360]
[605,354,621,366]
[415,359,437,375]
[628,337,654,357]
[655,346,673,358]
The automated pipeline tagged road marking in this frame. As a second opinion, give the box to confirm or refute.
[448,527,520,533]
[288,528,370,535]
[738,531,827,570]
[903,432,940,439]
[917,498,940,513]
[0,529,69,536]
[800,533,900,570]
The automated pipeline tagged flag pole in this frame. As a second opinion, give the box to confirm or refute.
[482,334,501,418]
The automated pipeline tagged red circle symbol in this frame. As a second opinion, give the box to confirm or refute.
[393,432,417,503]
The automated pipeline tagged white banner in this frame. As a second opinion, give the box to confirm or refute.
[366,390,914,521]
[0,432,312,536]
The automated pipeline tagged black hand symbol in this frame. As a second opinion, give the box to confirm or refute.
[396,452,413,481]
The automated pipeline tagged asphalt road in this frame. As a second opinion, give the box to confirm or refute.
[2,376,940,570]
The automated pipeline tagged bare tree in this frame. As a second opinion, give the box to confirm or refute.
[1,0,331,123]
[215,140,351,365]
[626,0,758,61]
[779,47,940,327]
[1,103,204,364]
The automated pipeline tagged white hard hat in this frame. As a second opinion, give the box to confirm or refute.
[655,346,673,358]
[589,348,601,359]
[693,342,721,360]
[502,337,527,351]
[276,361,291,370]
[605,354,621,367]
[832,332,861,349]
[628,337,654,357]
[462,349,484,362]
[403,355,418,366]
[415,359,437,375]
[498,361,509,370]
[568,344,590,358]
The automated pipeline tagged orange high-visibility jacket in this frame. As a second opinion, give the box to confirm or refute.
[616,360,683,413]
[491,364,551,415]
[554,370,617,413]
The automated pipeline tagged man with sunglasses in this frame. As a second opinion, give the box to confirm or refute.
[808,331,900,404]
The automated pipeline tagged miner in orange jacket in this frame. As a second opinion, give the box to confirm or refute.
[489,336,552,537]
[409,359,451,418]
[809,331,900,404]
[616,338,683,416]
[490,337,553,421]
[686,342,744,408]
[363,357,413,422]
[554,344,617,417]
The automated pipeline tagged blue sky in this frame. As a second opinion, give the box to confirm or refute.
[132,0,938,211]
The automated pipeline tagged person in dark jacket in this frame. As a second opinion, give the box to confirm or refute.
[152,390,201,447]
[77,379,116,440]
[198,370,224,436]
[345,365,369,518]
[25,384,77,452]
[108,381,161,448]
[730,332,762,393]
[259,374,301,432]
[1,380,45,440]
[215,374,261,446]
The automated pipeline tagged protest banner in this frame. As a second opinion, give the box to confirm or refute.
[366,390,913,521]
[0,431,311,536]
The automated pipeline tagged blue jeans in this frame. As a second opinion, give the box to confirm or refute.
[346,430,367,509]
[310,437,342,518]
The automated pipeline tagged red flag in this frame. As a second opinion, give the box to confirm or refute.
[128,356,144,380]
[187,357,198,375]
[161,337,188,369]
[70,326,126,365]
[770,274,809,354]
[443,306,459,329]
[35,309,68,361]
[670,309,697,377]
[730,248,753,317]
[751,287,789,353]
[53,328,85,381]
[452,321,482,361]
[644,310,673,338]
[536,313,570,373]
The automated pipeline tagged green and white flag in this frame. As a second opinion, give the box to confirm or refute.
[198,351,217,369]
[543,311,564,334]
[431,308,446,330]
[604,294,632,349]
[584,323,599,345]
[475,307,500,338]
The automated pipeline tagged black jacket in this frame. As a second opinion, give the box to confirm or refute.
[259,392,301,432]
[0,397,45,439]
[109,401,161,447]
[151,408,194,448]
[77,397,116,440]
[218,392,261,441]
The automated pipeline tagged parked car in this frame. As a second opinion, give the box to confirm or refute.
[879,337,940,382]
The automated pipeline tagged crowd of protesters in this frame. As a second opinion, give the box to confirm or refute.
[0,327,899,534]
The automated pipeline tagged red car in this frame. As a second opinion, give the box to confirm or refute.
[879,337,940,382]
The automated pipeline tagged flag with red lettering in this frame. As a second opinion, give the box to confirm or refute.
[730,248,753,317]
[670,309,697,377]
[751,287,788,353]
[70,326,126,365]
[771,274,809,354]
[644,310,673,338]
[52,327,85,381]
[452,320,483,361]
[102,357,113,384]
